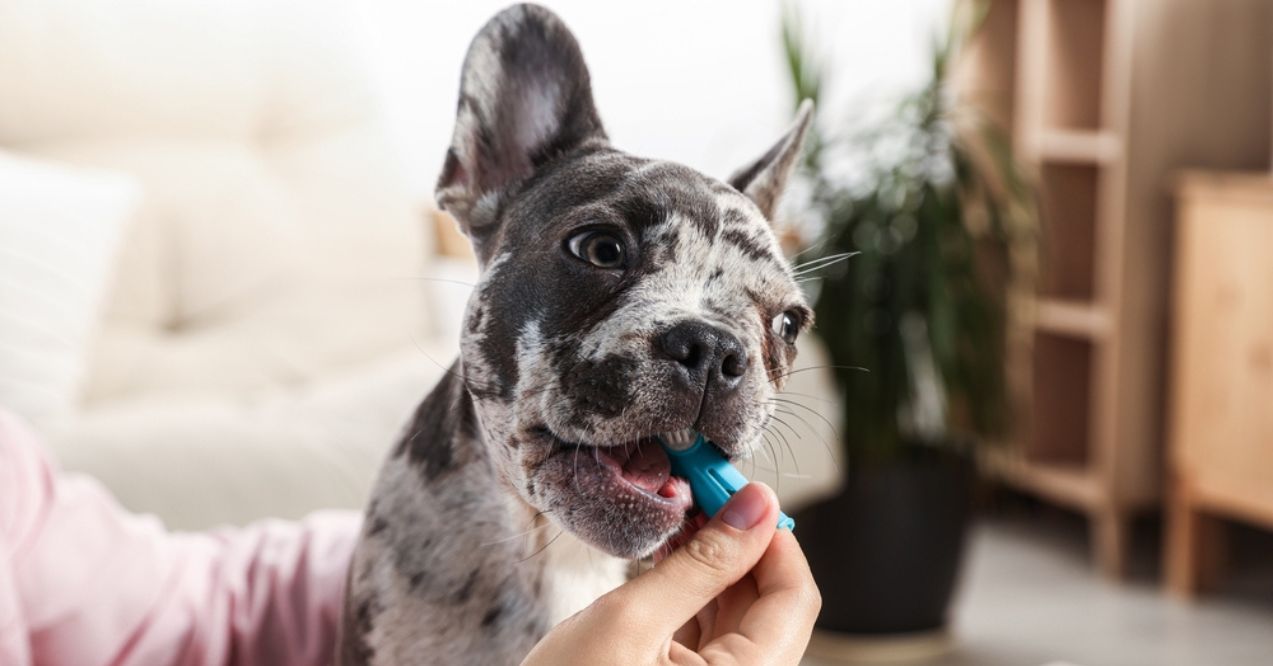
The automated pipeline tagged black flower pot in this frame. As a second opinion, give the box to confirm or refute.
[795,443,973,640]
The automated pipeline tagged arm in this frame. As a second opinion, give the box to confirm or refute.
[0,410,360,666]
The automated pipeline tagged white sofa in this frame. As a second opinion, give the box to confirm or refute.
[0,0,839,531]
[0,0,463,529]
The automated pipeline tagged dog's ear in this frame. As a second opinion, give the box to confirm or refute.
[436,4,606,232]
[727,99,814,220]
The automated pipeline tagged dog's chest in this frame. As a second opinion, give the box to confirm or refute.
[537,530,630,625]
[344,440,630,665]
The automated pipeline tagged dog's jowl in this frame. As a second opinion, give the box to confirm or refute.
[340,4,814,663]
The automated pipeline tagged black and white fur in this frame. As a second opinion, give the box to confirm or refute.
[340,5,813,664]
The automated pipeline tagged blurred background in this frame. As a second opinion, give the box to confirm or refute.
[2,1,1271,664]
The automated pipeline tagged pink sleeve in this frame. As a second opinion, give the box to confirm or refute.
[0,410,361,666]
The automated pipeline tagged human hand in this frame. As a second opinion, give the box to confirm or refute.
[522,483,821,665]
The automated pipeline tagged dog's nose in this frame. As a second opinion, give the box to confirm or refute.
[656,320,748,393]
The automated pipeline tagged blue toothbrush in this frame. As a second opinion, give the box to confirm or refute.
[659,431,795,531]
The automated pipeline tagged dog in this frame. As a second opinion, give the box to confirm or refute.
[339,4,813,664]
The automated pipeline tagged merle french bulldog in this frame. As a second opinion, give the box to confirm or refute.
[340,4,813,664]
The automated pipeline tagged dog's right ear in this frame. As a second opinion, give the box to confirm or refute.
[727,100,814,221]
[436,4,606,236]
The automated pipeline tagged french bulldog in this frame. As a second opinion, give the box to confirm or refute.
[340,4,813,664]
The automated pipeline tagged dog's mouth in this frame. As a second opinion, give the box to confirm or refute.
[528,426,697,557]
[595,436,688,501]
[538,428,693,509]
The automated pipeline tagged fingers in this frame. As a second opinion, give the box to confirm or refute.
[601,483,780,643]
[529,485,818,666]
[673,615,703,649]
[654,512,708,563]
[707,575,759,642]
[729,530,821,660]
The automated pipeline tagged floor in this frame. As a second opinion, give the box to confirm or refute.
[804,510,1273,666]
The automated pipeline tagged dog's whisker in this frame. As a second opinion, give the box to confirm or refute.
[791,251,859,276]
[401,423,426,452]
[788,237,830,262]
[766,414,802,475]
[770,427,790,477]
[768,408,804,439]
[767,398,842,468]
[768,364,868,381]
[412,350,563,401]
[763,410,804,476]
[775,389,838,405]
[756,434,777,466]
[747,458,814,479]
[399,275,478,289]
[791,250,858,270]
[479,519,555,547]
[758,432,782,495]
[403,328,520,398]
[573,441,584,494]
[759,414,790,473]
[768,406,840,470]
[519,529,564,563]
[791,263,846,278]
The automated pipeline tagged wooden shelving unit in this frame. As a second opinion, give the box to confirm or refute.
[959,0,1272,577]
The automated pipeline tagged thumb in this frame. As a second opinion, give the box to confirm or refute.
[604,482,780,643]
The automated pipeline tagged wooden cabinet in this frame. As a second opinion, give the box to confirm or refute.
[1167,172,1273,598]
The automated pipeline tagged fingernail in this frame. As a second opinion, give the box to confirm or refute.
[720,483,771,530]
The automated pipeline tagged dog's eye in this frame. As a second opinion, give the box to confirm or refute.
[567,230,626,269]
[770,311,800,345]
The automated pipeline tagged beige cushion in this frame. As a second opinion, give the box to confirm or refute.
[0,151,137,433]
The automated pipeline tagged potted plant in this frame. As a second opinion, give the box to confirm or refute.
[781,3,1036,659]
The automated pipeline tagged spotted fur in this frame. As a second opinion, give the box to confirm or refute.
[340,4,813,664]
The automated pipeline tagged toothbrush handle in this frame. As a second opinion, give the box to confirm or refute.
[703,460,796,531]
[667,440,795,531]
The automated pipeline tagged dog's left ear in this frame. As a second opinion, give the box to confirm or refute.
[436,4,606,234]
[727,99,814,220]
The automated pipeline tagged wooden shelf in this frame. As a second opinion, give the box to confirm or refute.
[1037,163,1100,300]
[1033,298,1110,338]
[1033,128,1121,164]
[1038,0,1107,132]
[982,448,1103,510]
[963,0,1271,579]
[1030,332,1093,465]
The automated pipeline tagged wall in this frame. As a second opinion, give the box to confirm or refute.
[355,0,949,198]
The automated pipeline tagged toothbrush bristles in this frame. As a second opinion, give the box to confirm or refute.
[659,429,698,451]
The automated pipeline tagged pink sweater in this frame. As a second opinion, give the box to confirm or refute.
[0,410,360,665]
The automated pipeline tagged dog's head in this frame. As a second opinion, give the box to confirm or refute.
[438,4,812,559]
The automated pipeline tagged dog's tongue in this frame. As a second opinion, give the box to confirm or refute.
[619,440,671,494]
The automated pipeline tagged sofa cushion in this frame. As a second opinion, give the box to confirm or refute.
[48,346,450,530]
[0,151,137,432]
